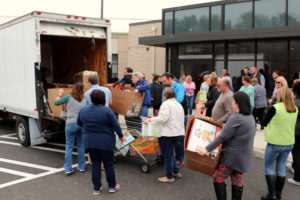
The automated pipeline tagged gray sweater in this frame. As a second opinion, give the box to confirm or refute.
[66,97,87,124]
[212,90,234,123]
[253,83,267,109]
[206,113,256,173]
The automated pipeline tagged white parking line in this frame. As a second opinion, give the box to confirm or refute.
[0,167,35,178]
[0,162,89,189]
[0,158,56,171]
[0,135,18,140]
[0,140,81,156]
[0,141,21,146]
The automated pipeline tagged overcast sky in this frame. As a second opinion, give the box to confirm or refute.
[0,0,219,32]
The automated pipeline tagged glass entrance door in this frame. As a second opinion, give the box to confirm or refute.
[175,59,213,93]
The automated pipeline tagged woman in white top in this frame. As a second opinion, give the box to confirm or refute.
[144,87,185,183]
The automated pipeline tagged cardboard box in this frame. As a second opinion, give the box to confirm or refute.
[109,87,145,117]
[131,138,160,154]
[47,88,72,118]
[73,71,99,88]
[185,116,223,176]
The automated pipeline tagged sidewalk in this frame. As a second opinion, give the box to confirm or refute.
[254,128,293,162]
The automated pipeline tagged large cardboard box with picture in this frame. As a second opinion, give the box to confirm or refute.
[109,87,145,117]
[185,116,223,176]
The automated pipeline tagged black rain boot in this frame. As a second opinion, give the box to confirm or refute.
[275,176,285,200]
[214,182,227,200]
[232,185,243,200]
[261,175,277,200]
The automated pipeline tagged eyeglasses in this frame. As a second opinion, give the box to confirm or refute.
[275,82,282,84]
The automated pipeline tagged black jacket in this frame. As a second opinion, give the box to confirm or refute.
[122,75,132,85]
[151,81,164,106]
[205,86,221,117]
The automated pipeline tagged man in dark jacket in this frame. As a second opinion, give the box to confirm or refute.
[151,75,164,116]
[287,81,300,186]
[122,67,133,85]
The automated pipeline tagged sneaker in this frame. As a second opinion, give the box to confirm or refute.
[288,178,300,186]
[77,168,85,172]
[287,162,294,174]
[65,169,74,175]
[109,183,120,193]
[93,186,103,195]
[177,161,184,168]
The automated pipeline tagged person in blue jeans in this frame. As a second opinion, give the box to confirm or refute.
[183,75,196,115]
[77,90,125,195]
[144,87,185,182]
[54,82,87,174]
[261,87,298,200]
[161,72,188,168]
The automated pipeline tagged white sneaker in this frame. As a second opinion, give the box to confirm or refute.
[288,178,300,186]
[286,162,294,174]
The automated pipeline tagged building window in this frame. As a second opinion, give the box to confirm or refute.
[211,5,222,31]
[257,40,288,60]
[164,12,173,35]
[214,43,225,60]
[228,42,255,60]
[255,0,286,28]
[178,43,213,59]
[225,2,252,30]
[288,0,300,26]
[228,60,255,78]
[175,7,209,34]
[111,54,118,80]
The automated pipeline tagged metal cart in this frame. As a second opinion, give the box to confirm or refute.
[115,116,163,173]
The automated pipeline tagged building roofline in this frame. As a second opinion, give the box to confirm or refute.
[129,20,161,26]
[139,25,300,47]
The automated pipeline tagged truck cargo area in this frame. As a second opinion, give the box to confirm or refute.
[40,35,107,87]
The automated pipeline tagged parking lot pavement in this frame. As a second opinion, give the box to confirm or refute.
[0,120,300,200]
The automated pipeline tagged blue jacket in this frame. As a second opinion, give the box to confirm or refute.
[77,104,123,152]
[253,83,267,109]
[135,79,151,106]
[162,81,185,103]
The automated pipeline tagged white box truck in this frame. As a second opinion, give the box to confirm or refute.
[0,11,112,146]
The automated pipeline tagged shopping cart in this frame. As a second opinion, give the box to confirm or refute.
[114,115,163,173]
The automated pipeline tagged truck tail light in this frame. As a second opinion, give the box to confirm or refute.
[82,17,86,20]
[36,11,42,15]
[67,15,72,19]
[105,20,110,23]
[74,16,79,19]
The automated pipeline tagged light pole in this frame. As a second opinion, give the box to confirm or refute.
[101,0,104,19]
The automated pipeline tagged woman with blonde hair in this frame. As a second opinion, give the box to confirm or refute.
[261,87,298,200]
[268,76,288,105]
[183,75,196,115]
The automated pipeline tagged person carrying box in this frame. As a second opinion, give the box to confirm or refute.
[197,92,256,200]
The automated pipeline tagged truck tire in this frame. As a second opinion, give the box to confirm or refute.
[16,116,30,146]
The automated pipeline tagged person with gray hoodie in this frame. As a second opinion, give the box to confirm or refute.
[251,78,267,130]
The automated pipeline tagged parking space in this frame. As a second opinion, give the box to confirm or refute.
[0,122,82,190]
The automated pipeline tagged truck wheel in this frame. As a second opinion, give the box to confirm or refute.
[16,116,30,146]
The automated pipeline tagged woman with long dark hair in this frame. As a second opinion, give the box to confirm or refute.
[261,87,298,200]
[198,92,256,200]
[54,82,87,174]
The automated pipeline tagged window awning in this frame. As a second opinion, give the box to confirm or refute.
[139,26,300,47]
